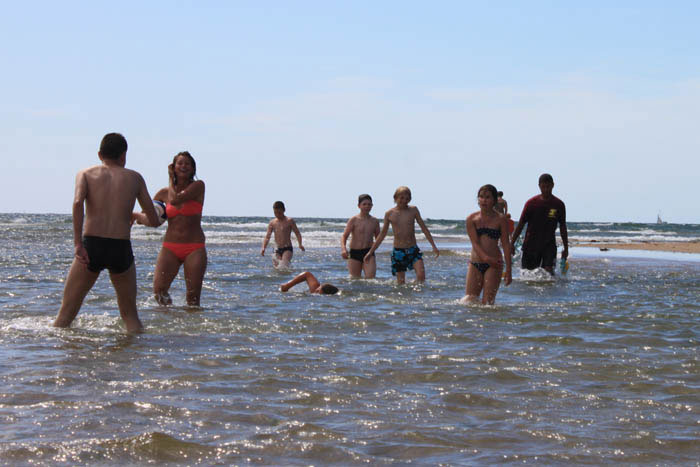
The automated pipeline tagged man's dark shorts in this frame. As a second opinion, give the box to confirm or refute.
[275,246,293,257]
[521,242,557,270]
[349,247,372,262]
[83,236,134,274]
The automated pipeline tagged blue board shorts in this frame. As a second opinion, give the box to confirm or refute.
[391,245,422,275]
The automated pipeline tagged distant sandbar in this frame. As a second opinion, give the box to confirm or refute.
[576,241,700,254]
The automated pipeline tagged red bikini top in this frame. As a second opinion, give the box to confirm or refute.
[165,200,203,218]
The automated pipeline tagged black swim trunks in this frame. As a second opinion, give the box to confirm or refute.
[521,242,557,270]
[83,236,134,274]
[275,246,293,257]
[471,262,490,274]
[349,247,373,262]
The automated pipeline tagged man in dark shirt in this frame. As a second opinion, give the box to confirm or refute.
[511,173,568,275]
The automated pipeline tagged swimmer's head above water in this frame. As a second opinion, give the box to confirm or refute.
[318,283,339,295]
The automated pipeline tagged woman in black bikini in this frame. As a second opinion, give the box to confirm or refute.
[464,184,512,304]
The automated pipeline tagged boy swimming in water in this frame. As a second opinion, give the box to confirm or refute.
[280,271,339,295]
[261,201,305,268]
[364,186,439,284]
[54,133,160,332]
[341,194,380,278]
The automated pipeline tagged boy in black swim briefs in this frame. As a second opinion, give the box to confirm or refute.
[54,133,160,332]
[341,194,380,278]
[364,186,440,284]
[261,201,305,268]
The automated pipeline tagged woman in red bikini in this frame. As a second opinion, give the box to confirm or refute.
[152,151,206,306]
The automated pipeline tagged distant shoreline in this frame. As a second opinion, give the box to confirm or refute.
[577,241,700,254]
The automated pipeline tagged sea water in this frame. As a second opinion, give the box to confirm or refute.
[0,214,698,465]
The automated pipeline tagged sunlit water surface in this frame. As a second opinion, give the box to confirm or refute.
[0,215,698,465]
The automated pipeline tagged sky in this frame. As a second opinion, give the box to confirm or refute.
[2,1,699,223]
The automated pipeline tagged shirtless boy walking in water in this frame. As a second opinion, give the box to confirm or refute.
[341,194,380,278]
[261,201,305,268]
[364,186,439,284]
[54,133,159,332]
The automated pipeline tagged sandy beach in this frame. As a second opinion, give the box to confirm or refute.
[577,241,700,254]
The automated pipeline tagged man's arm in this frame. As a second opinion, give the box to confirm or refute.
[559,205,569,259]
[135,174,159,227]
[510,222,525,247]
[261,222,273,255]
[133,187,168,225]
[72,171,89,265]
[500,215,512,285]
[291,219,305,251]
[414,208,439,257]
[510,205,528,255]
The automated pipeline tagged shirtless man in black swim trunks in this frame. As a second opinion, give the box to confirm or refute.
[54,133,160,332]
[341,194,380,278]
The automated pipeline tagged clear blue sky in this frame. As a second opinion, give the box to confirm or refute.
[2,1,699,223]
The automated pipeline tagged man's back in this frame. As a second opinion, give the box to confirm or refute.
[81,164,143,240]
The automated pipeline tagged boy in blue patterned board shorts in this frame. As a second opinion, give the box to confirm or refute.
[364,186,440,284]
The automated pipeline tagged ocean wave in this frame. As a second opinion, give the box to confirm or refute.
[0,432,217,464]
[425,223,462,231]
[202,221,269,229]
[296,221,347,229]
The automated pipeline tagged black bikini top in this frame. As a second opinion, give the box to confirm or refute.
[476,226,501,240]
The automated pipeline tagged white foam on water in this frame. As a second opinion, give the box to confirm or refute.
[3,316,54,332]
[515,267,558,282]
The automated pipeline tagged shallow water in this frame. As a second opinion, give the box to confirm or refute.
[1,215,698,465]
